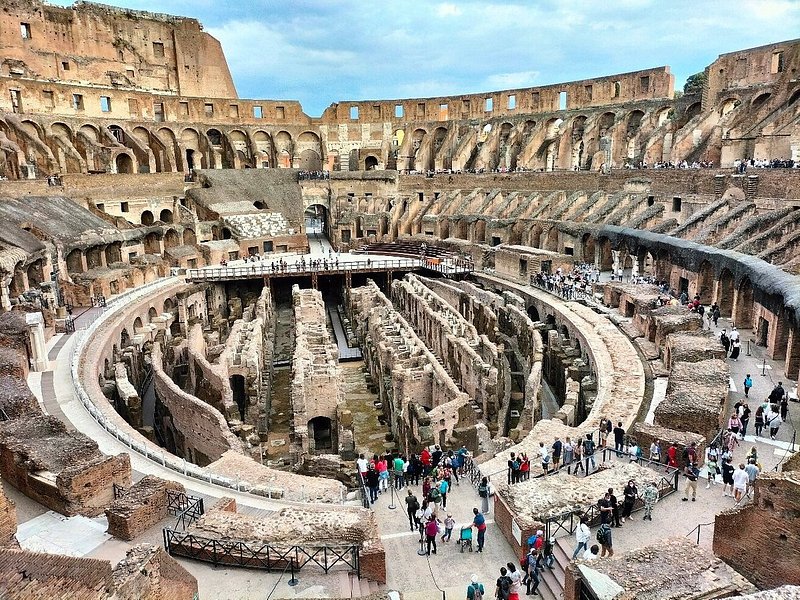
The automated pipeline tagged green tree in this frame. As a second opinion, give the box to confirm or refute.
[683,72,707,95]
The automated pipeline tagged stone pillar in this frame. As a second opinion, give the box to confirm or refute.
[0,277,10,311]
[26,311,48,371]
[784,323,800,380]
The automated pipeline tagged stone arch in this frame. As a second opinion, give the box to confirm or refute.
[66,248,84,273]
[717,268,734,316]
[159,209,173,224]
[206,128,223,147]
[141,210,154,226]
[686,102,702,119]
[299,149,322,170]
[719,97,740,117]
[655,106,672,127]
[183,228,196,245]
[527,304,540,323]
[308,416,334,452]
[143,231,161,254]
[163,229,180,249]
[229,129,251,166]
[181,128,203,170]
[581,233,596,264]
[364,155,379,170]
[133,316,143,331]
[275,131,293,168]
[156,127,181,170]
[751,92,771,108]
[253,131,273,168]
[86,245,105,269]
[598,237,613,270]
[696,260,714,304]
[115,153,134,174]
[734,276,754,330]
[148,306,158,321]
[105,242,122,265]
[163,298,175,313]
[626,110,645,134]
[409,128,427,171]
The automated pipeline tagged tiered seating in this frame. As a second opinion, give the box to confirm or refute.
[224,213,290,238]
[354,241,453,260]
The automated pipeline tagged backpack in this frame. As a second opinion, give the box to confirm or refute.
[498,576,511,600]
[471,583,483,600]
[596,526,608,544]
[584,439,595,455]
[429,487,441,502]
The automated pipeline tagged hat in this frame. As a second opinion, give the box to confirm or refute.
[536,529,543,535]
[471,574,479,583]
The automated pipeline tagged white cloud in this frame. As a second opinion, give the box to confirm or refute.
[484,71,541,90]
[435,3,462,17]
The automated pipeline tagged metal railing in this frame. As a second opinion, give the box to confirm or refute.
[162,529,360,577]
[112,483,126,500]
[167,489,205,530]
[686,521,715,545]
[357,471,370,509]
[185,257,472,281]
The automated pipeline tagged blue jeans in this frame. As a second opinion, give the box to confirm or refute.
[395,473,404,488]
[369,486,378,503]
[572,541,587,559]
[476,528,485,551]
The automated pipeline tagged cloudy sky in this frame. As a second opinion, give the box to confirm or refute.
[55,0,800,116]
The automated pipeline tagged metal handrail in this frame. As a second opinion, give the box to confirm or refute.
[686,521,715,545]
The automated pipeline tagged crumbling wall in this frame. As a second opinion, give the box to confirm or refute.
[112,544,199,600]
[105,476,185,541]
[713,472,800,588]
[631,422,706,469]
[654,358,728,442]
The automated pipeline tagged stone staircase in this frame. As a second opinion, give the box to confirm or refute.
[337,571,382,597]
[527,536,571,599]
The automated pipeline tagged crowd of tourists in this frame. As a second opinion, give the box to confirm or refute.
[624,159,715,169]
[735,157,797,173]
[298,170,330,180]
[531,263,599,301]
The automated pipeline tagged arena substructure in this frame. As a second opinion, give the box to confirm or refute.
[0,2,799,597]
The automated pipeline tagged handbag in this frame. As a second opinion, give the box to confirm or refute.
[487,482,495,496]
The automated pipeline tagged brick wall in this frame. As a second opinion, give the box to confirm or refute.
[0,548,113,599]
[631,422,706,469]
[0,481,18,548]
[105,476,185,541]
[360,546,387,585]
[713,472,800,587]
[113,545,199,600]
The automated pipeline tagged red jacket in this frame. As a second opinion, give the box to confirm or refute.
[421,449,432,466]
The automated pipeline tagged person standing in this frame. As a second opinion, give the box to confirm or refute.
[730,337,741,361]
[743,374,753,398]
[666,442,678,469]
[769,382,786,407]
[728,412,742,437]
[744,458,760,496]
[598,492,613,526]
[642,481,658,521]
[597,523,614,558]
[538,441,551,474]
[613,422,626,456]
[766,405,783,440]
[466,574,485,600]
[572,439,584,474]
[524,549,540,596]
[356,453,369,480]
[583,433,596,472]
[706,452,719,489]
[405,489,420,531]
[732,463,749,502]
[424,517,439,555]
[495,567,512,600]
[551,437,563,471]
[394,454,406,489]
[621,480,638,522]
[720,329,730,355]
[754,405,765,437]
[682,462,699,501]
[439,477,450,510]
[572,516,591,559]
[507,452,518,485]
[721,458,735,497]
[740,402,751,438]
[472,507,487,552]
[506,562,522,600]
[442,513,455,542]
[478,477,490,514]
[365,465,380,504]
[563,437,574,467]
[649,439,662,463]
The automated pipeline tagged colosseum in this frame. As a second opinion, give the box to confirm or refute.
[0,1,799,598]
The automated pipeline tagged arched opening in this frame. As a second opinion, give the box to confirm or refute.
[66,249,84,273]
[365,155,379,170]
[120,328,130,347]
[308,416,334,452]
[719,97,740,117]
[133,316,143,331]
[581,233,596,264]
[221,227,232,240]
[143,231,161,254]
[789,90,800,107]
[734,277,754,330]
[185,149,196,171]
[305,204,329,236]
[598,238,613,271]
[696,260,714,304]
[686,103,702,119]
[545,228,559,252]
[105,242,122,265]
[115,153,134,174]
[299,149,322,171]
[141,210,154,226]
[163,229,180,249]
[717,268,734,316]
[148,306,158,321]
[159,209,173,224]
[207,129,222,147]
[86,246,105,269]
[527,305,540,323]
[751,93,771,108]
[183,228,196,246]
[229,375,247,421]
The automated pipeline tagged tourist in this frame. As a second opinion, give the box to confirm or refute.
[572,439,584,474]
[721,458,735,497]
[495,567,512,600]
[732,463,749,502]
[728,412,742,437]
[598,418,609,448]
[507,452,518,485]
[768,382,786,407]
[466,574,485,600]
[376,455,389,492]
[743,374,753,398]
[720,329,730,355]
[424,516,439,555]
[524,548,540,595]
[583,544,600,561]
[706,451,719,489]
[745,458,760,496]
[740,402,751,438]
[421,446,432,475]
[472,507,487,552]
[394,454,405,489]
[520,452,530,481]
[478,476,490,513]
[598,492,613,525]
[356,453,368,479]
[439,477,450,510]
[597,523,614,557]
[538,441,551,474]
[608,487,621,527]
[682,461,699,502]
[583,433,596,472]
[442,512,455,542]
[551,437,563,471]
[422,476,432,500]
[621,480,637,522]
[649,439,662,463]
[542,537,555,569]
[405,489,420,531]
[506,562,523,600]
[573,516,591,559]
[642,481,658,520]
[766,404,783,439]
[408,454,422,485]
[666,442,678,470]
[628,440,641,462]
[613,422,625,456]
[563,437,574,467]
[754,405,765,437]
[428,480,442,510]
[365,464,379,504]
[730,337,741,361]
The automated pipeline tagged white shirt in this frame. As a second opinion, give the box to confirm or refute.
[583,548,599,561]
[357,458,368,473]
[733,468,749,489]
[509,571,522,593]
[576,523,591,544]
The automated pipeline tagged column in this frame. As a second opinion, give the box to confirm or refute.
[26,312,48,372]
